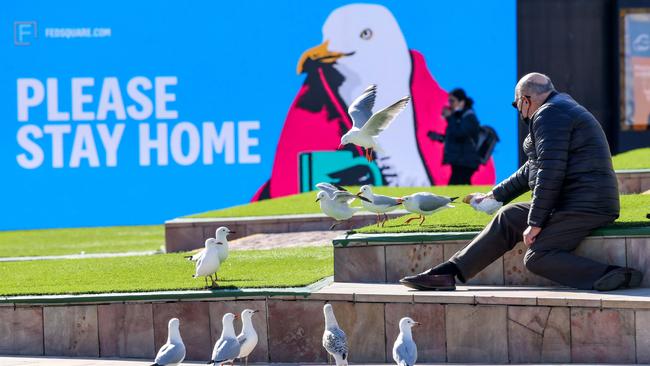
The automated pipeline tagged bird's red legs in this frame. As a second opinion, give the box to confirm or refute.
[419,215,426,226]
[405,215,420,224]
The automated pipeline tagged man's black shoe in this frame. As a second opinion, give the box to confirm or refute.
[593,267,643,291]
[400,272,456,291]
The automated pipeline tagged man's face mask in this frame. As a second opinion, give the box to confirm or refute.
[512,95,532,124]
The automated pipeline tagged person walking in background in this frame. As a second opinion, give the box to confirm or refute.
[431,88,481,184]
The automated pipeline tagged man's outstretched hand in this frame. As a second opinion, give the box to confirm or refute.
[523,226,542,246]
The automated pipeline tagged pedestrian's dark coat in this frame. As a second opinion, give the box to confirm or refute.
[443,108,481,169]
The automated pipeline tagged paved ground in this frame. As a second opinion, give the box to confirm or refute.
[0,358,630,366]
[227,230,345,250]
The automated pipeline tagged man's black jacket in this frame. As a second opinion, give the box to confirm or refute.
[492,92,620,227]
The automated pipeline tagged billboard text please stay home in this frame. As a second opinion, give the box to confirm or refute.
[1,0,515,230]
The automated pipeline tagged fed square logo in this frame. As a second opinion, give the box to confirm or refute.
[14,21,38,46]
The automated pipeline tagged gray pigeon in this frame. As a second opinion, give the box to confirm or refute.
[322,304,349,366]
[151,318,185,366]
[392,317,419,366]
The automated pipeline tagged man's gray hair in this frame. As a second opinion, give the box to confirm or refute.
[517,73,555,97]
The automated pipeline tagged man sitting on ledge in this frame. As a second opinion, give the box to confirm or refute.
[401,73,643,292]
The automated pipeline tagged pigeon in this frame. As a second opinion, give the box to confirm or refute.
[192,238,221,288]
[401,192,458,225]
[322,304,349,366]
[356,185,403,226]
[151,318,186,366]
[237,309,259,366]
[210,313,241,365]
[463,193,502,215]
[316,182,370,230]
[392,317,419,366]
[340,84,411,161]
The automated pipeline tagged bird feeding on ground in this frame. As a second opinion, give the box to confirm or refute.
[339,84,411,161]
[401,192,458,226]
[315,182,371,230]
[322,304,349,366]
[192,238,222,288]
[151,318,186,366]
[210,313,241,365]
[356,185,403,226]
[392,317,419,366]
[237,309,259,366]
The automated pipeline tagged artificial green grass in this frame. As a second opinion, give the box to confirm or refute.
[0,246,332,296]
[613,148,650,170]
[356,194,650,234]
[0,225,164,258]
[188,185,492,218]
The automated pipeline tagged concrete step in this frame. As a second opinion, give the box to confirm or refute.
[3,281,650,364]
[312,282,650,364]
[332,227,650,287]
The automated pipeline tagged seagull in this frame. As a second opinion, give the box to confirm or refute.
[392,317,419,366]
[322,304,349,366]
[210,313,241,365]
[356,185,403,226]
[192,238,221,288]
[185,226,233,264]
[316,183,370,230]
[340,85,411,162]
[401,192,458,225]
[237,309,259,366]
[151,318,185,366]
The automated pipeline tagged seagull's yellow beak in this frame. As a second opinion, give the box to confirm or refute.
[296,40,348,74]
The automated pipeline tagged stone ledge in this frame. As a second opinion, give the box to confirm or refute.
[334,226,650,247]
[165,211,408,252]
[616,169,650,194]
[333,234,649,287]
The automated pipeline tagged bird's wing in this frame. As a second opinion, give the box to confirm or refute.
[417,194,452,212]
[154,343,185,365]
[348,84,377,128]
[324,328,348,357]
[188,249,205,262]
[213,337,241,363]
[360,96,410,137]
[332,191,357,204]
[316,182,345,196]
[395,340,417,366]
[237,333,247,345]
[372,194,401,207]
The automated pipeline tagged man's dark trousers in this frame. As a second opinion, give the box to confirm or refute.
[449,202,615,289]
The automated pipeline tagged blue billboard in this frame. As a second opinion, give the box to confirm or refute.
[1,1,516,230]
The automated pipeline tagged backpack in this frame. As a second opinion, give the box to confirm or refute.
[475,125,500,164]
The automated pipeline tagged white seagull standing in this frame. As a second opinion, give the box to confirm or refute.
[340,84,410,162]
[322,304,349,366]
[356,184,403,226]
[210,313,241,365]
[185,226,233,265]
[392,317,419,366]
[151,318,186,366]
[192,238,222,288]
[236,309,259,366]
[316,182,370,230]
[401,192,458,226]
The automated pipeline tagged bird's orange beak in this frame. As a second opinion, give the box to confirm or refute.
[396,198,404,204]
[297,40,349,74]
[234,314,240,320]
